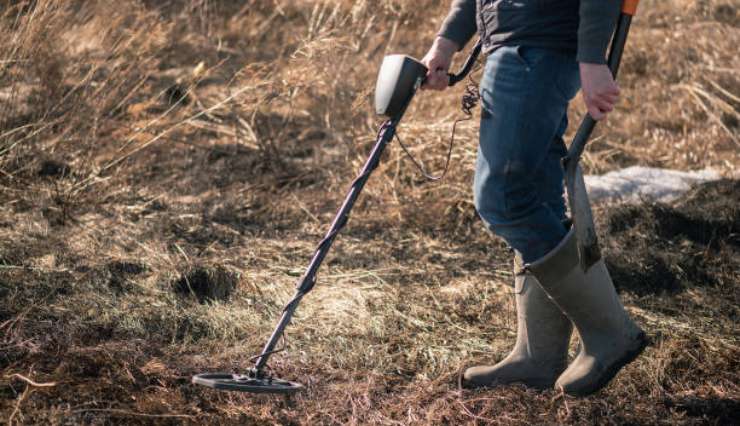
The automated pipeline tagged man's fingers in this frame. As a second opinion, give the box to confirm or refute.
[594,97,614,112]
[422,69,449,91]
[420,39,456,91]
[587,103,606,121]
[590,109,606,121]
[422,73,446,91]
[601,93,619,104]
[585,92,617,118]
[579,62,620,120]
[601,85,620,97]
[425,58,441,71]
[433,69,450,88]
[598,89,619,103]
[421,68,437,89]
[429,77,448,90]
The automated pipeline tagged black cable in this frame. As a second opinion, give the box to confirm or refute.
[394,72,480,181]
[249,332,288,368]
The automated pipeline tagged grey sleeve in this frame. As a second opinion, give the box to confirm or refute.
[577,0,622,64]
[437,0,477,51]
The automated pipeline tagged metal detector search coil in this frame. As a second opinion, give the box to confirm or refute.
[193,372,303,394]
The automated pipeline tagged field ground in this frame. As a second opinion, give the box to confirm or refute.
[1,1,738,424]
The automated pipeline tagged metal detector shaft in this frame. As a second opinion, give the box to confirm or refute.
[563,1,639,269]
[253,120,399,372]
[251,36,481,376]
[195,28,481,394]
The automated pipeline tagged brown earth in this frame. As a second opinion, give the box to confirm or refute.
[1,0,739,424]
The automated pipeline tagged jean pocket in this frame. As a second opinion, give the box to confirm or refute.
[484,0,537,10]
[514,46,534,72]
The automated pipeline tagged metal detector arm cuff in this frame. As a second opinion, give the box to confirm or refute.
[448,39,482,87]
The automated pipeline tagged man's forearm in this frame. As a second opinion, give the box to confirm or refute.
[438,0,477,51]
[577,0,622,64]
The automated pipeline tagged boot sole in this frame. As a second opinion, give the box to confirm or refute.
[563,331,649,397]
[460,373,557,391]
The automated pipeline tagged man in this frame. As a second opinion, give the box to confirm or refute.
[422,0,647,396]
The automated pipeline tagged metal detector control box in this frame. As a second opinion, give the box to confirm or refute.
[374,55,427,119]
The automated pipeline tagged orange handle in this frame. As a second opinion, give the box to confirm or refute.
[622,0,640,15]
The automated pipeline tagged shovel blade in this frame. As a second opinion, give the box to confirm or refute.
[565,163,601,270]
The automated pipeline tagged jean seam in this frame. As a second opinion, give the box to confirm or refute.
[501,50,538,217]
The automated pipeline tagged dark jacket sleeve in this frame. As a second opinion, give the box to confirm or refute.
[577,0,622,63]
[437,0,477,51]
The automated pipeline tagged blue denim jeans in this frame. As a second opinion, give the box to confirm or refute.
[473,45,581,263]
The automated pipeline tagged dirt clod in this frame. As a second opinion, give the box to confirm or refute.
[604,179,739,296]
[38,159,71,178]
[107,260,147,276]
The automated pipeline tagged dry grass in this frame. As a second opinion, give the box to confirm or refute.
[0,0,738,424]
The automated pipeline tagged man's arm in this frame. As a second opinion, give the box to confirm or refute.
[422,0,476,90]
[438,0,477,52]
[578,0,623,120]
[577,0,622,64]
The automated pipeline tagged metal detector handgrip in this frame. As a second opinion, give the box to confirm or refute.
[448,39,482,87]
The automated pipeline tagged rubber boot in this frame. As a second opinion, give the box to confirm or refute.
[526,228,648,396]
[463,255,573,390]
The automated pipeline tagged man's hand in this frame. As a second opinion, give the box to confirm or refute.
[579,63,620,120]
[420,37,459,91]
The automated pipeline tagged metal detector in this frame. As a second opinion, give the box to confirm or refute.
[192,42,482,394]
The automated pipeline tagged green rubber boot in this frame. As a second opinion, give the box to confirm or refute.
[527,229,648,396]
[463,255,573,390]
